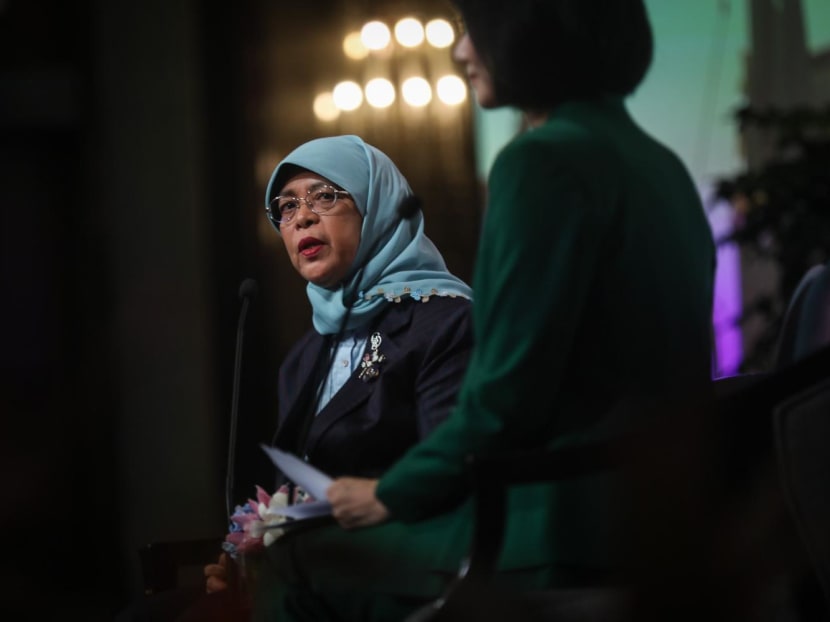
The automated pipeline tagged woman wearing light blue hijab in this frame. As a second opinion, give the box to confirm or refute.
[265,133,472,335]
[194,135,473,616]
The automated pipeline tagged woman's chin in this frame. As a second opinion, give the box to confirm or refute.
[307,274,341,290]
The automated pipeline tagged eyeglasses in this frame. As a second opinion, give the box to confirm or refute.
[266,185,351,226]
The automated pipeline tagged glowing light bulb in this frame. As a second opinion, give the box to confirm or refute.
[401,77,432,107]
[313,92,340,121]
[343,31,369,60]
[365,78,396,108]
[436,75,467,105]
[394,17,424,48]
[425,19,455,48]
[332,81,363,111]
[361,21,391,51]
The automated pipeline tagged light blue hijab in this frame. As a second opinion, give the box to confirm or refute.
[265,135,472,335]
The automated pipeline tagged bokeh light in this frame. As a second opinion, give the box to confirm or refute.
[365,78,396,108]
[343,31,369,60]
[361,21,391,51]
[425,19,455,48]
[394,17,425,48]
[313,92,341,121]
[436,75,467,105]
[323,14,471,117]
[401,77,432,107]
[332,80,363,111]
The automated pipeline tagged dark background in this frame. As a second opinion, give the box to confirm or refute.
[0,0,479,618]
[7,0,825,618]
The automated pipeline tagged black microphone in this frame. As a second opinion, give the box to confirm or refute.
[396,193,423,221]
[225,277,258,520]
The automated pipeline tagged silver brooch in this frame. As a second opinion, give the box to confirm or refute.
[358,332,387,382]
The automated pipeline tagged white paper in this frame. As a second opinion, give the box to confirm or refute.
[260,444,333,501]
[275,499,332,520]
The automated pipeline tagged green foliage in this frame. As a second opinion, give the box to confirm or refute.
[713,103,830,371]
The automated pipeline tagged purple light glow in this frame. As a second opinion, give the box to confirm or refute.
[706,192,743,378]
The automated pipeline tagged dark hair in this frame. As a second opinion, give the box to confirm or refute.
[453,0,653,109]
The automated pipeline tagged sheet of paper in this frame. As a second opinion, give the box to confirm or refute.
[275,499,332,520]
[260,444,333,501]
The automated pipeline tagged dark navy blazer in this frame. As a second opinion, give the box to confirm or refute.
[271,296,473,480]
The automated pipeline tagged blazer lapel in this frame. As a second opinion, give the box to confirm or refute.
[272,333,329,452]
[303,303,413,455]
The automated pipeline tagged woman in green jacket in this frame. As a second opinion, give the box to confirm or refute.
[257,1,717,619]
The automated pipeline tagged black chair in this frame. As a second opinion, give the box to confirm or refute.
[775,261,829,368]
[770,259,830,618]
[774,377,830,617]
[139,536,224,596]
[113,536,226,622]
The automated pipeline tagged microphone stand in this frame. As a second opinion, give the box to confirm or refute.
[226,278,258,521]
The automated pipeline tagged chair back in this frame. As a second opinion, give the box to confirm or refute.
[774,377,830,611]
[139,537,223,596]
[775,262,830,368]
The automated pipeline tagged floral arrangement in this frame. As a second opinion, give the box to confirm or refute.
[222,483,312,560]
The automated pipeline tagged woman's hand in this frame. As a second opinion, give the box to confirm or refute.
[327,477,390,529]
[204,552,230,594]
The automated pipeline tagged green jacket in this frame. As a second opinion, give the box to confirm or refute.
[375,97,716,577]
